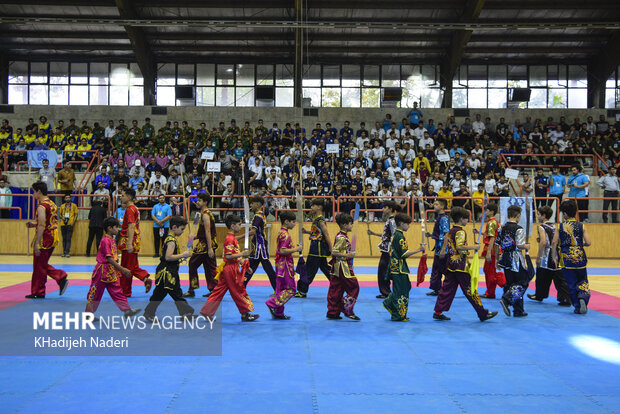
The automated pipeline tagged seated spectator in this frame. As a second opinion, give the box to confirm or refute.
[129,169,145,191]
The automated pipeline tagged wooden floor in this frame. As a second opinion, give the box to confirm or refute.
[1,255,619,299]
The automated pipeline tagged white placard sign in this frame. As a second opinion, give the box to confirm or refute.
[437,153,450,162]
[201,151,215,160]
[326,144,340,154]
[504,168,520,180]
[206,161,221,172]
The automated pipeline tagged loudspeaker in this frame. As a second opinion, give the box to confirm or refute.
[175,86,194,100]
[256,86,275,100]
[509,88,531,102]
[454,109,470,117]
[0,105,14,113]
[303,108,319,117]
[151,107,167,115]
[382,87,402,101]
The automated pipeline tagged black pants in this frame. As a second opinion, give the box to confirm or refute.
[549,193,563,207]
[153,227,169,256]
[86,227,103,256]
[377,251,392,296]
[602,190,619,223]
[144,270,194,318]
[60,225,74,255]
[502,267,529,316]
[577,198,588,221]
[0,209,9,219]
[244,257,277,290]
[296,255,331,294]
[535,267,571,303]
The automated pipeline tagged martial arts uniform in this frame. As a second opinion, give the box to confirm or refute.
[434,225,491,320]
[481,216,505,298]
[296,214,331,295]
[244,210,277,290]
[265,228,296,317]
[558,219,591,313]
[533,222,570,304]
[496,221,529,316]
[383,229,412,321]
[428,212,450,294]
[188,207,218,294]
[327,231,359,318]
[144,235,194,319]
[118,203,152,297]
[86,235,131,314]
[30,198,68,296]
[376,214,396,297]
[201,233,255,317]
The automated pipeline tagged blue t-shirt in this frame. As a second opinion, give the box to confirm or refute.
[567,173,589,197]
[409,109,422,125]
[550,174,565,195]
[152,203,172,228]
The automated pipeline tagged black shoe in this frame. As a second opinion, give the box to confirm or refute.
[433,313,451,321]
[376,294,389,299]
[58,277,69,296]
[481,311,498,321]
[426,291,439,296]
[578,298,588,314]
[25,294,45,299]
[326,314,343,320]
[143,315,157,323]
[241,312,259,322]
[267,305,277,319]
[123,308,141,318]
[527,293,542,302]
[152,254,158,258]
[499,298,511,316]
[294,292,306,298]
[513,312,528,317]
[344,314,361,321]
[92,316,100,323]
[274,314,291,320]
[558,301,571,307]
[182,290,195,298]
[202,292,212,298]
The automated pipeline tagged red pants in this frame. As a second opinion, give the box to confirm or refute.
[188,253,218,292]
[31,248,67,296]
[85,274,130,313]
[327,275,360,317]
[201,263,254,317]
[119,251,151,297]
[482,255,505,298]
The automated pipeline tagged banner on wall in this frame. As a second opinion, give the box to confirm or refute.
[499,196,533,237]
[27,150,61,169]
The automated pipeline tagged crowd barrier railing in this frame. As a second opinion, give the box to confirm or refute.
[499,153,599,176]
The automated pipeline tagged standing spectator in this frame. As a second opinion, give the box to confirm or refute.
[151,194,172,256]
[0,178,12,218]
[597,166,619,223]
[38,159,56,194]
[86,200,107,256]
[567,163,590,222]
[407,102,423,127]
[534,167,550,208]
[58,194,77,257]
[549,164,566,205]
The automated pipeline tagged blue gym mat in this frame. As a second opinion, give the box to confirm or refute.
[0,284,619,414]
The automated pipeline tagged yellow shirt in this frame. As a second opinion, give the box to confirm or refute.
[437,189,453,207]
[24,134,37,145]
[413,157,431,174]
[472,191,485,207]
[52,134,65,145]
[0,132,10,142]
[58,202,78,226]
[80,133,93,142]
[77,143,92,156]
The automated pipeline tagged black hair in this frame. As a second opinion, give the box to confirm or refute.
[225,214,242,229]
[31,181,47,195]
[571,163,582,172]
[450,206,469,222]
[335,213,354,227]
[279,210,296,224]
[394,212,412,226]
[197,191,211,203]
[249,195,264,205]
[486,202,498,215]
[123,187,136,199]
[507,205,522,219]
[311,198,325,210]
[560,199,578,218]
[103,217,120,232]
[436,198,448,209]
[170,215,188,229]
[539,205,554,220]
[383,200,399,212]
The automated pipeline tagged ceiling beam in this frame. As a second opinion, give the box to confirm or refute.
[441,0,486,107]
[115,0,156,105]
[588,31,620,108]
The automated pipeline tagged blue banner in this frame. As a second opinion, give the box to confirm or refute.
[26,150,61,169]
[499,196,533,237]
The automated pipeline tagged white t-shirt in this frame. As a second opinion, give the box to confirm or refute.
[418,137,435,149]
[472,120,485,134]
[484,178,497,194]
[365,176,379,192]
[249,164,264,180]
